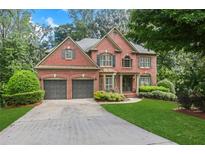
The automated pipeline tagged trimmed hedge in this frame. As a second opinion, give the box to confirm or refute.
[139,90,177,102]
[3,90,45,105]
[139,86,170,93]
[6,70,40,95]
[94,91,125,102]
[157,79,176,94]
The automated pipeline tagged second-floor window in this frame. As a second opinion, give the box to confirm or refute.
[99,53,113,67]
[122,56,132,67]
[139,57,151,68]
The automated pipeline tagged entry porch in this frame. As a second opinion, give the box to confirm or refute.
[99,72,140,97]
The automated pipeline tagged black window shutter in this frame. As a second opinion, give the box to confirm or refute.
[113,55,116,67]
[61,50,65,59]
[97,55,100,66]
[72,51,75,59]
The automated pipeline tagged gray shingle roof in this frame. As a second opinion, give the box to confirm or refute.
[45,37,155,55]
[130,42,156,54]
[76,38,100,52]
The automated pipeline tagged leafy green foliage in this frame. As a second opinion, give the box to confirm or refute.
[102,99,205,144]
[158,79,175,94]
[3,90,44,105]
[128,10,205,55]
[139,86,169,92]
[6,70,40,95]
[139,91,177,102]
[94,91,125,102]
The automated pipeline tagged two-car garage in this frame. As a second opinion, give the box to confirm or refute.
[44,79,94,100]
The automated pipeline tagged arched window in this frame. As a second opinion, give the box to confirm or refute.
[139,74,151,86]
[99,53,113,67]
[122,56,132,67]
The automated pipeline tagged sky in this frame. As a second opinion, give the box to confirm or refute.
[31,9,72,27]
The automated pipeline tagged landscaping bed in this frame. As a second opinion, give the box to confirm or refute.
[176,109,205,120]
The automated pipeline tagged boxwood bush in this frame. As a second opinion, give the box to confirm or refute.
[157,79,176,94]
[3,70,44,106]
[6,70,40,94]
[94,91,125,102]
[3,90,45,105]
[139,86,169,93]
[139,90,177,102]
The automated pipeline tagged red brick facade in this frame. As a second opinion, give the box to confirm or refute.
[36,28,157,99]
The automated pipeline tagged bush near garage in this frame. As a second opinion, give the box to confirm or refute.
[157,79,176,94]
[3,90,45,105]
[3,70,44,106]
[94,91,125,102]
[139,86,170,93]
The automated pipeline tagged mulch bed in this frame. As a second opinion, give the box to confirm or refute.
[176,108,205,120]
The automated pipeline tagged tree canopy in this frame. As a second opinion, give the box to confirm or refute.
[128,10,205,55]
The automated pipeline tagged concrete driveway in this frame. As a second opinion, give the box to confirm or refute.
[0,99,176,145]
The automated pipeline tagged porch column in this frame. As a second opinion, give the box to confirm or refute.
[120,74,123,94]
[112,74,115,90]
[136,74,140,95]
[103,74,106,91]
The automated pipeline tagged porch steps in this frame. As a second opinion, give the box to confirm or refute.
[124,93,137,98]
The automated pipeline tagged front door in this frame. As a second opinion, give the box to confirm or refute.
[123,75,132,92]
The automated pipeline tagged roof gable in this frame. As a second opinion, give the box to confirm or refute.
[35,37,99,69]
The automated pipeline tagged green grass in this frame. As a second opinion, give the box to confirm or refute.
[0,106,33,131]
[102,99,205,145]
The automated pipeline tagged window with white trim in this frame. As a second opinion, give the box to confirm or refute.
[139,57,151,68]
[105,75,113,91]
[139,75,151,86]
[100,53,113,67]
[64,49,73,59]
[122,56,132,67]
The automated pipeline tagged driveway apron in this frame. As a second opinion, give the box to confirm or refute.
[0,99,176,145]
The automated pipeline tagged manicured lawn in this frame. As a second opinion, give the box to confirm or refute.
[0,106,33,131]
[102,99,205,145]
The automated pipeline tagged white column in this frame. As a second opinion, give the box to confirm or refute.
[112,74,115,90]
[120,74,123,94]
[103,74,106,91]
[136,74,140,95]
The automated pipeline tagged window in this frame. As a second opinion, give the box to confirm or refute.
[99,53,113,67]
[139,57,151,68]
[64,49,73,60]
[122,56,132,67]
[105,75,113,91]
[139,75,151,86]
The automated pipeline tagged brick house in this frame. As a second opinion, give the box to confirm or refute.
[35,28,157,99]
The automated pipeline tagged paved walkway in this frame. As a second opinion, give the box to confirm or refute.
[0,99,176,145]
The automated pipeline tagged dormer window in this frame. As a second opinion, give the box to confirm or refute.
[64,49,73,60]
[122,56,132,67]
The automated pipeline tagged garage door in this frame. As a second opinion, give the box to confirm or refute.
[72,80,94,98]
[44,80,67,99]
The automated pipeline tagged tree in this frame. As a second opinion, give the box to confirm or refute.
[54,9,130,42]
[128,10,205,105]
[128,10,205,55]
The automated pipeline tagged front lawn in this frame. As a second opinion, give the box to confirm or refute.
[0,106,33,131]
[102,99,205,145]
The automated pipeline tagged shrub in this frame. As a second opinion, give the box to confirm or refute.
[94,91,125,102]
[3,90,45,105]
[157,79,176,94]
[139,86,170,93]
[6,70,40,95]
[139,91,177,102]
